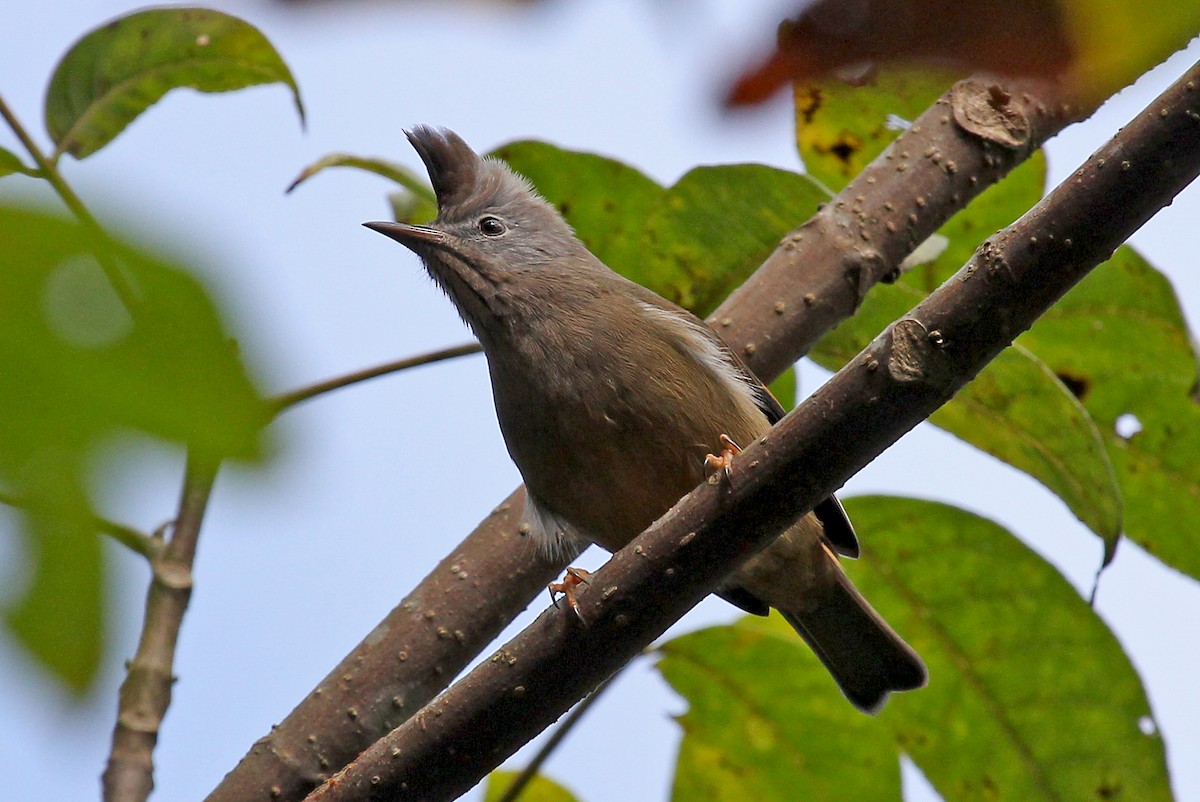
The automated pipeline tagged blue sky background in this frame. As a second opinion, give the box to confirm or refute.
[2,2,1199,800]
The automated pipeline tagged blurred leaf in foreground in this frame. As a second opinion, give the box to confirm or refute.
[0,204,267,691]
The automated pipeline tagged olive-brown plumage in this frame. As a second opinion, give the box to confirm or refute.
[366,126,926,712]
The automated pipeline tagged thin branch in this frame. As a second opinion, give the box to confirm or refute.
[302,58,1200,802]
[206,74,1083,802]
[0,93,140,310]
[102,453,221,802]
[269,342,482,416]
[0,490,158,558]
[493,675,617,802]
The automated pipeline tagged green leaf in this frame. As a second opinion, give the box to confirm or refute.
[5,455,103,694]
[288,153,439,224]
[767,367,797,412]
[848,496,1169,800]
[491,139,664,273]
[496,143,828,319]
[45,7,304,159]
[0,145,35,178]
[659,619,901,802]
[0,205,267,460]
[634,165,827,317]
[0,204,266,690]
[1019,246,1200,579]
[794,66,959,191]
[811,282,1122,549]
[660,497,1168,801]
[483,770,583,802]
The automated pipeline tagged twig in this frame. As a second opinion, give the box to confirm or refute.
[302,57,1200,802]
[493,675,617,802]
[102,453,221,802]
[268,342,482,416]
[0,93,140,310]
[206,74,1082,802]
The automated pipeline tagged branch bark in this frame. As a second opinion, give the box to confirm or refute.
[102,454,220,802]
[303,58,1200,802]
[713,77,1080,381]
[205,74,1084,802]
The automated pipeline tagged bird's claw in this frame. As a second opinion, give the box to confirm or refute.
[704,434,742,484]
[549,566,593,624]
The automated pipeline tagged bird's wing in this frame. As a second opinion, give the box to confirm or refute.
[724,354,860,558]
[633,287,861,559]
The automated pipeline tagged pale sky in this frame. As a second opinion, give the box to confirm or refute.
[2,2,1198,801]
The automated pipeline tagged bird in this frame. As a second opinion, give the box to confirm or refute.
[365,126,927,713]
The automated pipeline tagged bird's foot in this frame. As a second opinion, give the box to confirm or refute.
[549,566,593,623]
[704,434,742,483]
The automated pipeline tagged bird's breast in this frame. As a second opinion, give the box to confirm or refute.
[488,321,769,552]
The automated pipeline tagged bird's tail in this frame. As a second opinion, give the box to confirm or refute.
[779,574,927,714]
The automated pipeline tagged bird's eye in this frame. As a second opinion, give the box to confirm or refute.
[479,216,506,237]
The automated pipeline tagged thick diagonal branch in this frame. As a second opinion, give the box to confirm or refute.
[206,75,1082,802]
[304,60,1200,802]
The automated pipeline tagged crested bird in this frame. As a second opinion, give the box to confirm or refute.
[365,126,926,712]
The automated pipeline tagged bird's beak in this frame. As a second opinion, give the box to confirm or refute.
[363,221,447,250]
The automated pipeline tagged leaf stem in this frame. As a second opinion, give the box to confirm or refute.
[268,342,482,417]
[0,92,140,310]
[0,489,157,558]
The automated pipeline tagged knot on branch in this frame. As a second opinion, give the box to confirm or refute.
[886,318,946,382]
[951,80,1030,149]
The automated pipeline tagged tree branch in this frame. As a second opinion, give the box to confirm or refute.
[491,675,616,802]
[102,454,220,802]
[303,58,1200,802]
[205,74,1084,802]
[713,77,1081,381]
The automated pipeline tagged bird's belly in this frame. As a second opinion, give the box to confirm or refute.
[527,428,703,553]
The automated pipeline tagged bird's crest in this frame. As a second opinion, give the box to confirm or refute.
[405,126,537,220]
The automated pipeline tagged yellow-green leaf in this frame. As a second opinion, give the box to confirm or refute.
[0,205,267,459]
[767,368,797,412]
[1062,0,1200,107]
[795,66,959,192]
[848,496,1169,800]
[659,618,901,802]
[659,497,1169,801]
[45,7,304,159]
[746,0,1199,112]
[907,152,1048,292]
